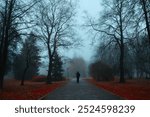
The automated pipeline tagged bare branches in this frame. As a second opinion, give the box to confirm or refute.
[34,0,76,82]
[0,0,40,89]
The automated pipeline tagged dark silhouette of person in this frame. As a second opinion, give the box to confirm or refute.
[76,72,80,83]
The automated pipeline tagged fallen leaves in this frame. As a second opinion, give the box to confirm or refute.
[87,78,150,100]
[0,79,66,100]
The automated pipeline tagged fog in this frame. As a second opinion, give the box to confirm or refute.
[62,0,103,62]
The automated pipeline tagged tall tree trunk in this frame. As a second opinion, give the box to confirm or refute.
[47,44,52,84]
[120,25,125,83]
[119,43,125,83]
[0,24,10,90]
[0,37,9,89]
[0,4,7,90]
[0,0,14,90]
[141,0,150,44]
[47,60,52,84]
[0,68,5,90]
[21,66,28,86]
[119,1,125,83]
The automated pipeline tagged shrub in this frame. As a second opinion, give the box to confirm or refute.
[89,61,114,81]
[32,76,66,82]
[32,76,46,82]
[52,76,66,81]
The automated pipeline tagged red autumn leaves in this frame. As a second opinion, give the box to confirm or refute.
[0,79,65,100]
[88,78,150,100]
[1,78,150,100]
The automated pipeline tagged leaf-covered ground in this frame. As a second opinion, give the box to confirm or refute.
[87,78,150,100]
[0,79,66,100]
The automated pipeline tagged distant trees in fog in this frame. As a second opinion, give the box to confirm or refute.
[65,57,87,78]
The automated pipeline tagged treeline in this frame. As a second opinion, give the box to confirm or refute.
[0,0,77,89]
[88,0,150,82]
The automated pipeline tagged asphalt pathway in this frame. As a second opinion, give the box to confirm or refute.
[43,78,123,100]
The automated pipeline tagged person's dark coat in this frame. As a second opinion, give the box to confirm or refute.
[76,72,80,83]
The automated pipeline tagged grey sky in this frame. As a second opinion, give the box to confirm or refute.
[62,0,103,62]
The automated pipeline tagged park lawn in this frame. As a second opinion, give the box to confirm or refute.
[88,78,150,100]
[0,79,66,100]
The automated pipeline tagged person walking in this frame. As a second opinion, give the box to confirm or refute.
[76,72,80,83]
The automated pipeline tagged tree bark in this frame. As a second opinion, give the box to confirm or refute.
[21,66,29,86]
[141,0,150,44]
[119,44,125,83]
[0,69,5,90]
[0,37,9,89]
[47,60,52,84]
[47,44,52,84]
[119,26,125,83]
[0,26,9,90]
[119,1,125,83]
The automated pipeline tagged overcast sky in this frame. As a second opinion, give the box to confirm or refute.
[62,0,103,62]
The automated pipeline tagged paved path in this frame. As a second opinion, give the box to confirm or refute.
[43,79,123,100]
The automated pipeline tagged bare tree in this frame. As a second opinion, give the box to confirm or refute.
[86,0,135,83]
[35,0,77,84]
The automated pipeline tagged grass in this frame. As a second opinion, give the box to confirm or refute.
[0,79,67,100]
[87,78,150,100]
